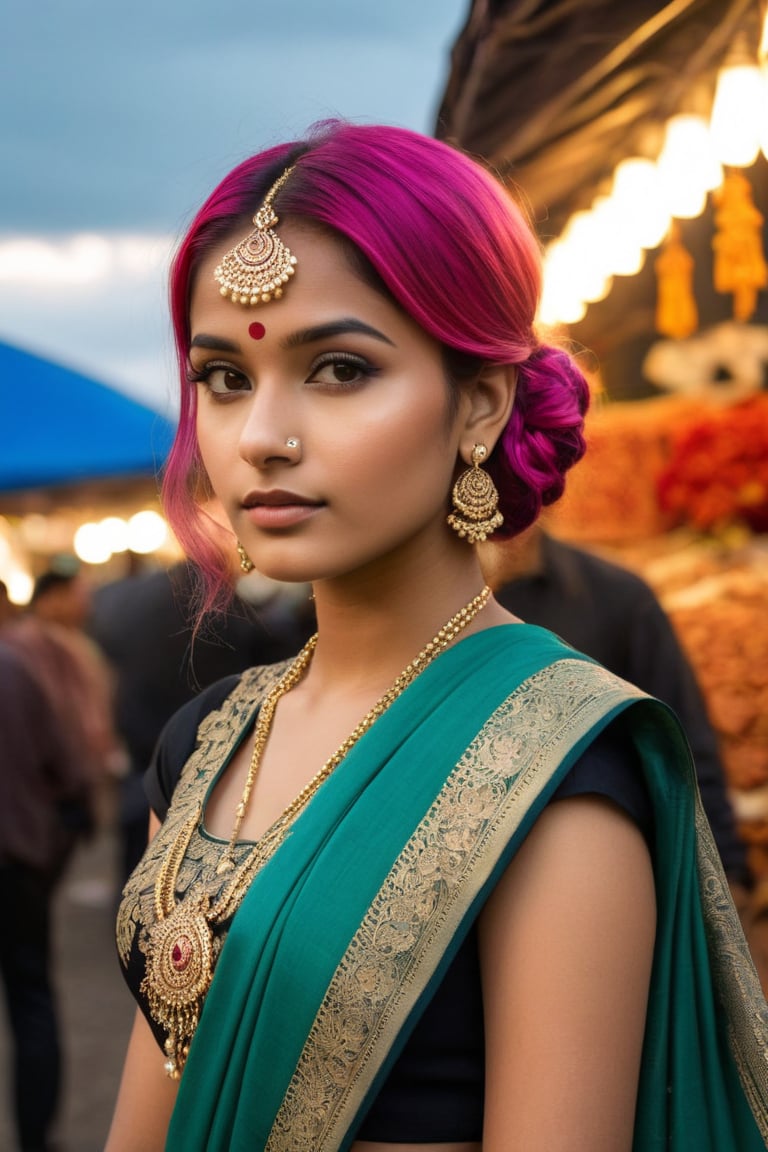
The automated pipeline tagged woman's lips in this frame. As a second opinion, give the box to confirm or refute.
[242,491,323,529]
[244,502,322,529]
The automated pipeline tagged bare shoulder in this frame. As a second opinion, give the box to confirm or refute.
[478,796,656,1152]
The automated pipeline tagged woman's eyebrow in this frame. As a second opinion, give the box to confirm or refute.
[281,319,396,349]
[189,334,243,352]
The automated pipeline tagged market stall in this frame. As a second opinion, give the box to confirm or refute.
[0,340,179,598]
[436,0,768,924]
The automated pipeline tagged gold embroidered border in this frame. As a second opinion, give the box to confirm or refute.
[116,661,288,968]
[695,803,768,1141]
[266,658,642,1151]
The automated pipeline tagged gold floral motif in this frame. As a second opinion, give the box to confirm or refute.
[694,803,768,1143]
[142,886,215,1076]
[116,663,288,976]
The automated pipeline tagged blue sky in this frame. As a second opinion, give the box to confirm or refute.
[0,0,467,413]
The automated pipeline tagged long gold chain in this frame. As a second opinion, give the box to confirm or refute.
[218,583,492,869]
[144,584,491,1077]
[216,635,318,872]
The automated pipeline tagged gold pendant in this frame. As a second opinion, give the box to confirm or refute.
[141,891,214,1078]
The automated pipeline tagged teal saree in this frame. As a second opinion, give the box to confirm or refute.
[166,624,768,1151]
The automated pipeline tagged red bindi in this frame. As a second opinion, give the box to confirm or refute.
[248,322,266,341]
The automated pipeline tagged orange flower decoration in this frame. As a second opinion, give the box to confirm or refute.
[657,395,768,533]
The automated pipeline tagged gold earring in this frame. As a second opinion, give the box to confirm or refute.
[236,541,255,573]
[447,443,503,543]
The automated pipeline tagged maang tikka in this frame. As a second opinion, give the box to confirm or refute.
[447,443,504,543]
[214,166,298,306]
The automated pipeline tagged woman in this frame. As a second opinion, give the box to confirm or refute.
[107,122,768,1151]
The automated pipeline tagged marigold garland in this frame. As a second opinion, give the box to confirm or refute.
[657,395,768,533]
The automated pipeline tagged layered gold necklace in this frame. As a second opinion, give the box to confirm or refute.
[142,586,492,1077]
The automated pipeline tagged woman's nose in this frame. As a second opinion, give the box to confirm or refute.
[237,389,301,468]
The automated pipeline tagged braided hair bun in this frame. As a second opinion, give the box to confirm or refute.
[487,345,590,538]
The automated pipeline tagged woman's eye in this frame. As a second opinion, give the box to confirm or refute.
[308,354,373,389]
[194,364,251,395]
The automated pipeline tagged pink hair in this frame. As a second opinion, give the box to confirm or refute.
[163,122,588,610]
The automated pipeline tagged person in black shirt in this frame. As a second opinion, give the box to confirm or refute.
[492,527,751,892]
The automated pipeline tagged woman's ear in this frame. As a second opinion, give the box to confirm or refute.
[458,364,516,458]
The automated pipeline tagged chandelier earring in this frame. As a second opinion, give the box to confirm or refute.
[236,541,255,574]
[447,443,504,543]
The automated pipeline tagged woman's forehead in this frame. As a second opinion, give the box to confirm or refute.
[189,224,403,337]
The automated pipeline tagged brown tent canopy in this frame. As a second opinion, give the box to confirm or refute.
[434,0,768,399]
[435,0,760,237]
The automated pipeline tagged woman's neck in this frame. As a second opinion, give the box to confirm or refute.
[304,547,512,697]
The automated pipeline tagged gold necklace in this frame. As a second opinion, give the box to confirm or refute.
[142,585,491,1078]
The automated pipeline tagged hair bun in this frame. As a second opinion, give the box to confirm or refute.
[487,344,590,538]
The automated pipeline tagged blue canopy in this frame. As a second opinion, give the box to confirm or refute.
[0,340,176,492]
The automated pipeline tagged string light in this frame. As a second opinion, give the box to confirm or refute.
[611,158,670,248]
[656,115,722,217]
[539,240,587,326]
[541,24,764,329]
[538,20,765,327]
[591,195,646,277]
[558,212,613,301]
[710,33,764,167]
[72,510,169,564]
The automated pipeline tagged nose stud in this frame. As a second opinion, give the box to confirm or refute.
[285,437,301,453]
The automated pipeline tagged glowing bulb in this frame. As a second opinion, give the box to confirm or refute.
[539,243,588,326]
[127,510,168,554]
[555,214,612,303]
[74,522,112,565]
[591,195,646,276]
[710,61,764,167]
[611,159,670,249]
[555,297,587,324]
[656,114,722,219]
[99,516,129,553]
[7,569,33,605]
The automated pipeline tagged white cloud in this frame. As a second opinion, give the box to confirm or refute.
[0,233,173,286]
[0,232,178,417]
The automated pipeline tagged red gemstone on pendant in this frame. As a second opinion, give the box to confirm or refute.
[171,935,192,971]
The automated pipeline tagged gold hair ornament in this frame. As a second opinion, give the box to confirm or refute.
[214,166,298,306]
[447,443,504,543]
[142,584,492,1078]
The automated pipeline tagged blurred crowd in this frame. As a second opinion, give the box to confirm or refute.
[0,556,312,1152]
